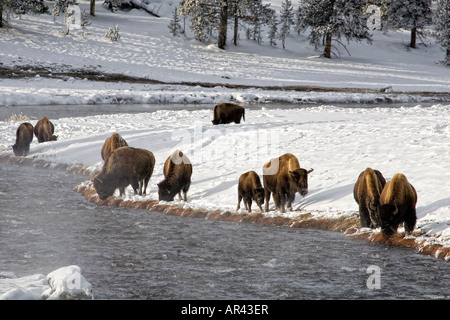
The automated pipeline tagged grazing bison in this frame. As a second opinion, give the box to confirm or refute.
[93,146,155,200]
[353,168,386,228]
[379,173,417,236]
[158,150,192,202]
[237,171,265,213]
[34,117,57,143]
[12,122,34,156]
[101,133,128,161]
[211,103,245,125]
[262,153,314,213]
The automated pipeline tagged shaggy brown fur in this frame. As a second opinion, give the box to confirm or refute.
[353,168,386,228]
[262,153,313,213]
[379,173,417,236]
[12,122,34,156]
[101,133,128,160]
[34,117,57,143]
[157,150,192,202]
[237,171,265,213]
[211,103,245,125]
[93,146,155,200]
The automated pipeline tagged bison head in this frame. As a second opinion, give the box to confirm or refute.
[253,188,265,207]
[93,176,116,200]
[12,144,29,156]
[289,168,314,197]
[157,180,174,202]
[378,204,399,235]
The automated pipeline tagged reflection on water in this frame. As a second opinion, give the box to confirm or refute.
[0,162,449,299]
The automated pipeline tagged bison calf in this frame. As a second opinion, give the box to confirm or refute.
[237,171,265,213]
[211,103,245,125]
[263,153,314,213]
[158,150,192,202]
[379,173,417,236]
[353,168,386,228]
[12,122,34,156]
[93,146,155,200]
[101,133,128,160]
[34,117,57,143]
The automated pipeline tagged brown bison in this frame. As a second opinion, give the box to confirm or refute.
[378,173,417,236]
[93,146,155,200]
[211,103,245,125]
[262,153,314,213]
[34,117,57,143]
[101,133,128,161]
[12,122,34,156]
[237,171,265,213]
[353,168,386,228]
[158,150,192,202]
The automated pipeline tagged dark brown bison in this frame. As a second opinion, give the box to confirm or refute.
[237,171,265,213]
[262,153,314,213]
[93,146,155,200]
[353,168,386,228]
[379,173,417,236]
[12,122,34,156]
[158,150,192,202]
[34,117,57,143]
[211,103,245,125]
[101,133,128,161]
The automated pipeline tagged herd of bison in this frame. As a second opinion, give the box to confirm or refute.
[10,103,417,236]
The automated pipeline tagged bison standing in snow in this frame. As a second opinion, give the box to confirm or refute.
[237,171,265,213]
[101,133,128,160]
[353,168,386,228]
[211,103,245,125]
[262,153,314,213]
[378,173,417,236]
[12,122,34,156]
[93,146,155,200]
[157,150,192,202]
[34,117,57,143]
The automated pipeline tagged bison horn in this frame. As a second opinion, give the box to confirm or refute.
[95,177,103,184]
[307,168,314,174]
[393,205,399,215]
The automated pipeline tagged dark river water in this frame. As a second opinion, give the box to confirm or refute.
[0,103,449,301]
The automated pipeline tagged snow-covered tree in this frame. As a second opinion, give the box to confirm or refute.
[168,7,184,37]
[434,0,450,64]
[267,9,278,47]
[52,0,77,20]
[279,0,294,49]
[296,0,372,58]
[0,0,48,27]
[178,0,219,43]
[386,0,432,48]
[244,0,273,44]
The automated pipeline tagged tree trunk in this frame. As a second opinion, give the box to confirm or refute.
[0,5,3,28]
[446,47,450,65]
[324,32,332,58]
[233,12,238,46]
[410,27,416,49]
[90,0,95,16]
[218,0,228,49]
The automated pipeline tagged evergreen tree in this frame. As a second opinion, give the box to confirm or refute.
[168,7,183,37]
[279,0,294,49]
[178,0,219,43]
[386,0,432,48]
[296,0,372,58]
[52,0,77,20]
[0,0,48,27]
[267,9,278,47]
[434,0,450,64]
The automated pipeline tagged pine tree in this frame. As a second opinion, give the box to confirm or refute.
[0,0,48,27]
[386,0,432,49]
[296,0,372,58]
[279,0,294,49]
[178,0,219,43]
[268,9,278,47]
[168,7,183,37]
[434,0,450,64]
[52,0,78,19]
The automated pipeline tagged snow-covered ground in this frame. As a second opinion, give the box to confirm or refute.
[0,1,449,299]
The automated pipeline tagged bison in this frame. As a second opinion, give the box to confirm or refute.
[34,117,57,143]
[262,153,314,213]
[12,122,34,156]
[93,146,155,200]
[353,168,386,228]
[101,133,128,161]
[379,173,417,236]
[237,171,265,213]
[158,150,192,202]
[211,103,245,125]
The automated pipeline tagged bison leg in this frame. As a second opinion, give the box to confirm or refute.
[131,180,140,195]
[119,186,125,197]
[237,194,243,211]
[264,189,271,212]
[286,193,295,211]
[182,182,190,201]
[404,209,417,235]
[359,206,372,228]
[246,197,253,213]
